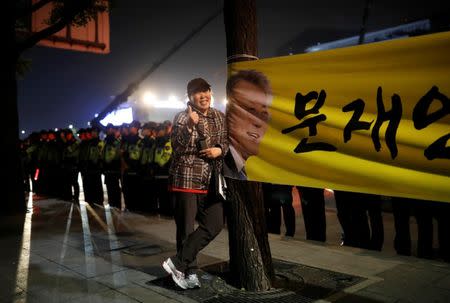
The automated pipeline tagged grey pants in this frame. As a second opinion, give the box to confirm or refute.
[172,190,224,273]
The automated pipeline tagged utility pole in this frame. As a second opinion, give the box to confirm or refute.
[223,0,274,291]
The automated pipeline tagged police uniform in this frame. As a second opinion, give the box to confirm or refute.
[296,186,326,242]
[122,121,143,211]
[154,134,173,216]
[86,130,104,204]
[102,126,122,208]
[140,131,157,212]
[61,130,80,201]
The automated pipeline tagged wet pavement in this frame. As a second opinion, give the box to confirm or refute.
[1,192,450,302]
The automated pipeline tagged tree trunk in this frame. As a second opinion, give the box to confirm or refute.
[223,0,274,291]
[2,0,26,215]
[226,179,274,291]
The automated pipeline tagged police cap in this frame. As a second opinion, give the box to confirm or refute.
[129,120,141,129]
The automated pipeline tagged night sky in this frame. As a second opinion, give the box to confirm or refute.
[17,0,449,135]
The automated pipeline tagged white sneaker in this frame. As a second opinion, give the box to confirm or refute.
[162,258,188,289]
[186,273,201,289]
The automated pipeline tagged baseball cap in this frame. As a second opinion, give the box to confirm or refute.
[187,78,211,96]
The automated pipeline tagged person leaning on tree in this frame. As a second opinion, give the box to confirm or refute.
[162,78,229,289]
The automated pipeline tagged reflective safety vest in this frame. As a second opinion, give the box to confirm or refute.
[141,144,156,165]
[155,140,172,167]
[127,141,142,161]
[63,141,80,166]
[88,140,104,164]
[103,140,121,164]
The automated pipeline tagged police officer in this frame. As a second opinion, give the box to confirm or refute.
[20,138,31,193]
[61,129,80,201]
[140,122,158,213]
[45,130,62,197]
[102,123,122,209]
[79,128,103,204]
[335,190,383,250]
[122,120,143,211]
[36,130,50,195]
[25,132,41,194]
[87,127,104,204]
[264,183,296,237]
[120,123,130,145]
[297,186,326,242]
[154,122,173,216]
[78,128,91,202]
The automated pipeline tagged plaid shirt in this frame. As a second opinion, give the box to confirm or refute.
[169,107,229,191]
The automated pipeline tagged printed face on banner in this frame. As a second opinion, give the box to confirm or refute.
[224,32,450,202]
[226,70,272,160]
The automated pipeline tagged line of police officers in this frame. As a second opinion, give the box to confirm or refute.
[263,185,449,262]
[20,120,174,216]
[20,121,449,261]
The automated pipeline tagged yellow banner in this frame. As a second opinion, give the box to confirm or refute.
[224,31,450,203]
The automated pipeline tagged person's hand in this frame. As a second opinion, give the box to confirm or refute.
[187,105,199,129]
[199,147,222,159]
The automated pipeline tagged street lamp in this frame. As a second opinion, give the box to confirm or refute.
[69,124,73,129]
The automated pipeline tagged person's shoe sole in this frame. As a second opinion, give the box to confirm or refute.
[162,260,188,290]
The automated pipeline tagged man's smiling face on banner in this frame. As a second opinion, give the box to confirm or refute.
[227,72,272,160]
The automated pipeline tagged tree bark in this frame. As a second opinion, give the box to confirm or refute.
[2,0,26,215]
[223,0,274,291]
[226,179,274,291]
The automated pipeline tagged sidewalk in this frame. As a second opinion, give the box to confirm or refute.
[1,195,449,303]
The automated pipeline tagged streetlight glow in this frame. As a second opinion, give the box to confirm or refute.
[143,92,157,106]
[141,91,187,109]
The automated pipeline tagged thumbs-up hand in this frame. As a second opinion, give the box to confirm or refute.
[187,105,199,129]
